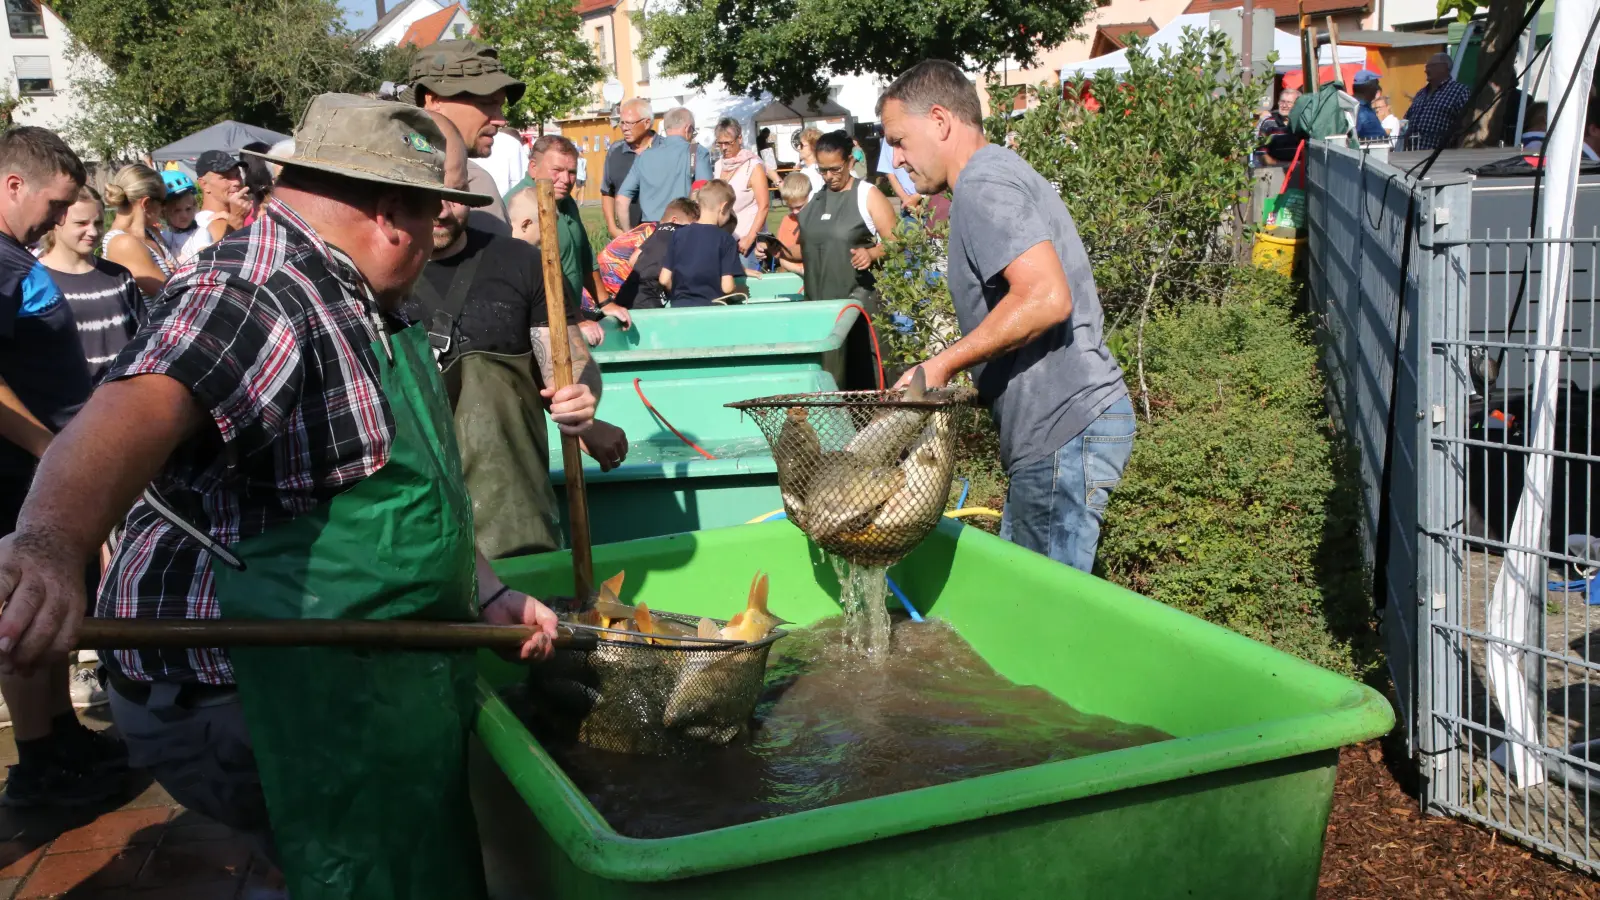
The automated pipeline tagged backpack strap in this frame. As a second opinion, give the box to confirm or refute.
[411,248,484,363]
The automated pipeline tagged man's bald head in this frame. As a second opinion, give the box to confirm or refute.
[507,186,541,246]
[425,110,470,193]
[1425,53,1453,86]
[426,109,471,255]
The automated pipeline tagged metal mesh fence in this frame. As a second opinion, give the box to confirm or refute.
[1309,137,1600,870]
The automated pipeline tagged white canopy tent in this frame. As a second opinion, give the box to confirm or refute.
[1059,12,1366,80]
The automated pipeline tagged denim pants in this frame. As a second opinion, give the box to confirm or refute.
[999,396,1137,573]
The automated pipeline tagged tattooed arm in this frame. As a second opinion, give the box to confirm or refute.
[530,324,603,401]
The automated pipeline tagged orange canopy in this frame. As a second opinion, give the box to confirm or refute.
[1281,61,1382,91]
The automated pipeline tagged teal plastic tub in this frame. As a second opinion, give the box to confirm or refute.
[591,299,858,384]
[472,520,1394,899]
[742,271,804,303]
[549,371,829,544]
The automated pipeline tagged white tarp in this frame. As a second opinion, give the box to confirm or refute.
[1060,12,1365,79]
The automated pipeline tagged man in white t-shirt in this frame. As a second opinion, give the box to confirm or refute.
[178,150,249,262]
[481,128,529,198]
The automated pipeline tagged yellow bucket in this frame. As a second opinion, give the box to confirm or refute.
[1252,230,1306,278]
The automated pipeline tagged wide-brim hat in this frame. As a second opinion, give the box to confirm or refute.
[408,39,526,106]
[242,93,492,207]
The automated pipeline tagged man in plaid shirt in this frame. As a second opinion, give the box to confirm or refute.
[0,95,598,881]
[1404,53,1471,151]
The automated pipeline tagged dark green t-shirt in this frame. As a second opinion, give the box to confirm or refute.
[504,178,593,303]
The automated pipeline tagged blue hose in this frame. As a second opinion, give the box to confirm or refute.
[955,478,970,511]
[886,575,924,622]
[1548,574,1600,605]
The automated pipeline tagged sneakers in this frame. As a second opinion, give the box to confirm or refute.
[1,723,129,807]
[53,723,128,775]
[69,665,107,710]
[0,755,125,808]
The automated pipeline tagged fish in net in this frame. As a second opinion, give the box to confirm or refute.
[530,571,786,755]
[729,368,974,567]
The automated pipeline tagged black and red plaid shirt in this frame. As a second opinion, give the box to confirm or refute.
[98,199,405,685]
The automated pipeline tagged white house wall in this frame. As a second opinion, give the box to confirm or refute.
[7,3,107,156]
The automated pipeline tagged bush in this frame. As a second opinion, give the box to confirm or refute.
[1097,272,1374,676]
[1000,28,1260,321]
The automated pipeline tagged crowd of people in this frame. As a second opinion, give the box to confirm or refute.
[0,37,1133,898]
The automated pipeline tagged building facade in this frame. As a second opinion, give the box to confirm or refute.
[4,1,105,155]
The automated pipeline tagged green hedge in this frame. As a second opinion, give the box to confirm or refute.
[1097,272,1374,677]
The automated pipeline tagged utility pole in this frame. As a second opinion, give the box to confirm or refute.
[1241,0,1254,85]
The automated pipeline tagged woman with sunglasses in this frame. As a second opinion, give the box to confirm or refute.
[712,117,771,270]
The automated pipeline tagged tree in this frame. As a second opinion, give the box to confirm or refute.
[471,0,607,130]
[638,0,1095,103]
[55,0,406,159]
[1461,0,1523,147]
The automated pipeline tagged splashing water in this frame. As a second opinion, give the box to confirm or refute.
[830,556,891,658]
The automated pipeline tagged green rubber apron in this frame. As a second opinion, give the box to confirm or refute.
[209,322,485,900]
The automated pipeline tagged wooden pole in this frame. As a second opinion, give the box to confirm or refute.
[1300,1,1314,92]
[534,179,594,602]
[1326,16,1343,85]
[77,618,597,652]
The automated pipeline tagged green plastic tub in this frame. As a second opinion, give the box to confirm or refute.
[591,299,858,384]
[741,271,804,303]
[471,520,1394,899]
[548,371,829,543]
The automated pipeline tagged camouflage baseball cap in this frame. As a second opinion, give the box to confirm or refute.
[408,39,526,106]
[242,93,493,207]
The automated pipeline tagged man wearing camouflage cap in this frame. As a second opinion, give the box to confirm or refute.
[0,94,589,897]
[408,38,525,233]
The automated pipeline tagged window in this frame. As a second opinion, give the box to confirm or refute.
[6,0,43,38]
[451,22,465,38]
[595,24,613,72]
[14,55,50,95]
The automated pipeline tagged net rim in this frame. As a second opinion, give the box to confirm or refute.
[559,610,788,653]
[725,387,977,411]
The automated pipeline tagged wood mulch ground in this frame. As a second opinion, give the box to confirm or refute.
[1320,740,1600,898]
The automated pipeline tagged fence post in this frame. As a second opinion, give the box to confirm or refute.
[1418,177,1472,808]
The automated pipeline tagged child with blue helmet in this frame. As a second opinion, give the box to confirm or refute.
[160,169,197,256]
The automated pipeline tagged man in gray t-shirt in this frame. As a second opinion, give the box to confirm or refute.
[878,60,1134,574]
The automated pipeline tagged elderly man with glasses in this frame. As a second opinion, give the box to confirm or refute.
[601,98,656,239]
[616,106,713,229]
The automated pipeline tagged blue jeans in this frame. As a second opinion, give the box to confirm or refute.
[999,396,1136,573]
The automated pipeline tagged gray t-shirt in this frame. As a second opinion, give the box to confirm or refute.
[948,144,1127,471]
[468,160,510,236]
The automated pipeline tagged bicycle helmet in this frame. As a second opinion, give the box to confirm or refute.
[162,169,195,197]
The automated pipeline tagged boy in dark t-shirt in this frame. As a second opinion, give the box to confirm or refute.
[660,180,743,307]
[615,197,698,310]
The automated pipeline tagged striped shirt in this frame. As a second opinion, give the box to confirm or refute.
[45,259,145,382]
[97,199,403,685]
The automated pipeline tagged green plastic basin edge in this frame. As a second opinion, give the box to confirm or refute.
[591,301,860,365]
[473,520,1394,884]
